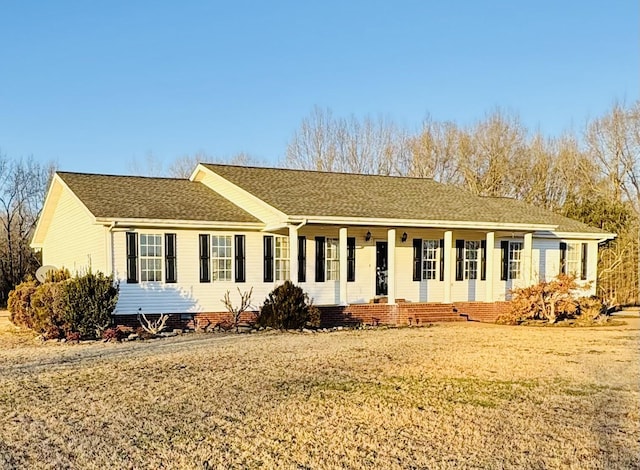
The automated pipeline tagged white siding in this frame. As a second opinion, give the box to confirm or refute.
[111,225,603,314]
[493,237,599,300]
[41,187,107,275]
[114,229,279,314]
[395,229,447,303]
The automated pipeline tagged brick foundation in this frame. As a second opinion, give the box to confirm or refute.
[114,311,259,331]
[453,301,511,323]
[318,302,466,327]
[113,301,511,330]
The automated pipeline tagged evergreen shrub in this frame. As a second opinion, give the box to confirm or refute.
[256,281,320,329]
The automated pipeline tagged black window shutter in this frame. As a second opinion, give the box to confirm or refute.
[235,235,246,282]
[559,242,567,275]
[455,239,464,281]
[581,243,588,280]
[412,239,422,281]
[347,237,356,282]
[165,233,177,283]
[480,240,487,281]
[126,232,138,283]
[298,236,306,283]
[500,240,509,281]
[199,234,210,283]
[263,236,274,282]
[439,239,445,281]
[315,236,325,282]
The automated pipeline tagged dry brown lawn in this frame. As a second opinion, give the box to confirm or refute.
[0,310,638,469]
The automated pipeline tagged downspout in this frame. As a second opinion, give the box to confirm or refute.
[294,218,308,230]
[107,221,117,277]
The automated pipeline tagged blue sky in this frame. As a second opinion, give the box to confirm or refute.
[0,1,637,175]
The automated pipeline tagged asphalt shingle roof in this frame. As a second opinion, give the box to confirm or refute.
[58,172,259,223]
[202,164,607,234]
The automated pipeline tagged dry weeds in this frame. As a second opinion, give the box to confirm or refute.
[0,311,638,469]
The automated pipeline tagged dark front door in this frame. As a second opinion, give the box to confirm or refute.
[376,241,388,296]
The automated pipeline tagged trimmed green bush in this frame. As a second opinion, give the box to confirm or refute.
[7,279,38,329]
[61,271,119,338]
[7,270,119,339]
[256,281,320,330]
[30,280,69,339]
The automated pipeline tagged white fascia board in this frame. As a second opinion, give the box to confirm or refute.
[94,217,265,230]
[289,215,556,232]
[534,231,617,242]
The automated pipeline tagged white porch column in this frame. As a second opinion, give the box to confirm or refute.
[387,228,396,304]
[485,232,495,301]
[443,230,453,303]
[339,227,348,305]
[289,225,298,284]
[523,232,533,285]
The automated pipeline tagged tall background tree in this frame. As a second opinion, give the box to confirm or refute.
[3,101,637,306]
[0,155,54,305]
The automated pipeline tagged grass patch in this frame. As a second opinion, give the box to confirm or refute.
[0,314,638,469]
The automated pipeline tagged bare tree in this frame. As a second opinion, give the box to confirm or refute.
[585,101,640,215]
[167,152,265,178]
[0,155,54,304]
[457,109,528,197]
[406,117,461,183]
[221,287,253,333]
[126,152,165,177]
[285,106,407,175]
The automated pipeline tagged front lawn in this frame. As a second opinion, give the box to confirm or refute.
[0,314,638,469]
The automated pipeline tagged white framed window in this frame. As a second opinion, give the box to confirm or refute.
[465,241,480,280]
[275,236,290,281]
[140,234,162,282]
[326,238,340,281]
[508,241,523,280]
[422,240,439,280]
[211,235,232,281]
[566,242,581,276]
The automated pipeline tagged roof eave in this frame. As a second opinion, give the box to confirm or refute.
[286,215,557,232]
[535,230,617,241]
[94,217,264,230]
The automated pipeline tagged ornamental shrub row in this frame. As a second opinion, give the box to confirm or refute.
[8,270,119,340]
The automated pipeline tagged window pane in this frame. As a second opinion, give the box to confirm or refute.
[509,242,522,280]
[566,242,580,276]
[275,236,290,281]
[422,240,438,280]
[212,235,233,281]
[326,238,339,280]
[465,241,480,280]
[139,233,163,282]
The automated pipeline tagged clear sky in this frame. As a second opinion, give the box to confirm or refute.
[0,1,637,176]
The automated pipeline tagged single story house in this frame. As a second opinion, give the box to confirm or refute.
[31,164,615,326]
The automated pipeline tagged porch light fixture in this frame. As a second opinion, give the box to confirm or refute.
[401,232,408,242]
[365,231,372,241]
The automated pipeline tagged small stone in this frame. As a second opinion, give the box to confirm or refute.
[336,326,344,331]
[60,338,67,343]
[172,329,183,335]
[128,333,139,340]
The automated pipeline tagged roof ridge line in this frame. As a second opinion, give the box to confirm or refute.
[57,171,188,181]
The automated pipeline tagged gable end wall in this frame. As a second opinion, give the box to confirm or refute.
[41,188,107,275]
